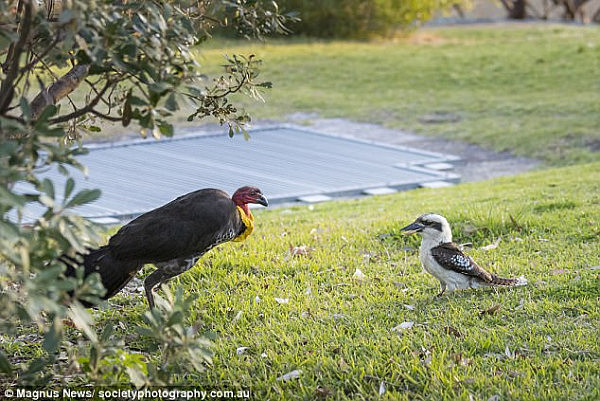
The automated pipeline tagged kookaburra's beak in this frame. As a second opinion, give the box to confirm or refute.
[256,194,269,207]
[400,221,424,235]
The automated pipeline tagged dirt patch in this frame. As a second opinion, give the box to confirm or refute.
[406,32,450,45]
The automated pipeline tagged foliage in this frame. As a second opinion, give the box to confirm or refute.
[71,288,212,388]
[0,0,292,387]
[276,0,471,38]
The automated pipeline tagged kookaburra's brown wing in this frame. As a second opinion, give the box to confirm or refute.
[430,242,494,283]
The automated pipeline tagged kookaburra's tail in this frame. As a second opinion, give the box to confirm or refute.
[489,274,528,287]
[61,246,141,307]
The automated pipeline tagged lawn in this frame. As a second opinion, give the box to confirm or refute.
[88,161,599,400]
[8,24,600,400]
[194,24,600,165]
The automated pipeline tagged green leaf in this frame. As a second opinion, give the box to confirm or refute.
[40,178,55,200]
[68,303,98,343]
[20,97,32,121]
[164,93,179,112]
[64,178,75,199]
[100,323,114,343]
[126,366,148,388]
[158,122,174,137]
[35,105,58,125]
[65,189,101,209]
[0,185,27,208]
[42,322,61,354]
[86,125,102,132]
[0,349,12,374]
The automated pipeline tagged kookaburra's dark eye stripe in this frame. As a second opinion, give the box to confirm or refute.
[431,222,443,231]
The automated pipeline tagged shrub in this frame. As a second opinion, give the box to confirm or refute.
[277,0,468,38]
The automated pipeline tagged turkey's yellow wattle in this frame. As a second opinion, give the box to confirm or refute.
[233,206,254,242]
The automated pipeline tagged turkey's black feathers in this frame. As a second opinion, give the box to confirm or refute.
[65,188,244,304]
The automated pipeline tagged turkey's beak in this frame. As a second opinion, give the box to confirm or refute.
[400,221,424,235]
[256,194,269,207]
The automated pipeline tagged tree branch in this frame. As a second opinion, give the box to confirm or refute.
[0,0,34,114]
[30,64,90,120]
[47,77,113,124]
[89,109,122,122]
[19,35,60,76]
[498,0,513,12]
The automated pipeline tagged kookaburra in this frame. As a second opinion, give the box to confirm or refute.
[401,213,527,295]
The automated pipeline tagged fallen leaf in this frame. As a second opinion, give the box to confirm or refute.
[254,296,260,303]
[488,395,500,401]
[274,297,289,304]
[422,355,432,367]
[62,319,76,329]
[509,214,523,231]
[232,311,243,323]
[480,304,501,315]
[290,244,312,257]
[353,268,366,280]
[339,357,349,371]
[236,346,249,355]
[403,304,415,310]
[444,326,463,338]
[315,386,332,398]
[277,369,302,381]
[480,237,501,251]
[392,321,414,332]
[378,381,386,396]
[588,265,600,270]
[452,352,472,366]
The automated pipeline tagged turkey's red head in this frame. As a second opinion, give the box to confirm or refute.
[232,186,268,215]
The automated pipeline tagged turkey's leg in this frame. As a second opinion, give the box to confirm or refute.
[144,254,203,308]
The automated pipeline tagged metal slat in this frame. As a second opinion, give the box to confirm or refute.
[21,126,460,220]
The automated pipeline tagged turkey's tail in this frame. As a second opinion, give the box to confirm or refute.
[489,274,528,287]
[62,246,141,307]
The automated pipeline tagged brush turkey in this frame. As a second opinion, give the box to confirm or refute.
[63,186,268,308]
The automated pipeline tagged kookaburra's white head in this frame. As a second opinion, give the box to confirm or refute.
[400,213,453,244]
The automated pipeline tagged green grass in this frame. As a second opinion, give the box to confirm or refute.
[194,24,600,165]
[90,161,600,400]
